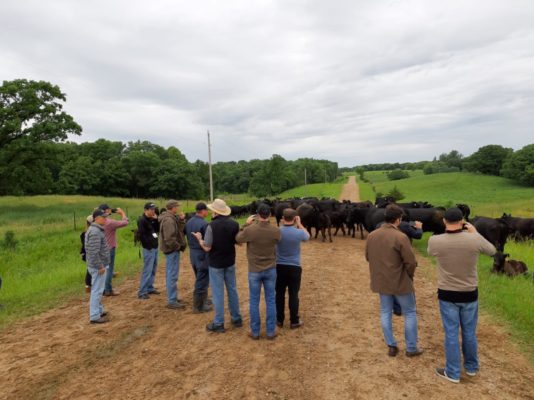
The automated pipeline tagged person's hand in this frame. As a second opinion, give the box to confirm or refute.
[192,232,202,241]
[246,215,256,225]
[465,222,477,233]
[414,221,423,230]
[98,266,106,275]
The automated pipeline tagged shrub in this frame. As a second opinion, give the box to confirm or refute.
[387,169,409,181]
[2,231,18,250]
[387,186,405,201]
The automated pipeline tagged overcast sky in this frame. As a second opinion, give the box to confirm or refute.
[1,1,533,166]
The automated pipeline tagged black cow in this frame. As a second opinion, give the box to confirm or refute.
[297,203,332,242]
[472,216,509,253]
[501,214,534,241]
[274,201,292,226]
[492,253,528,276]
[346,201,373,239]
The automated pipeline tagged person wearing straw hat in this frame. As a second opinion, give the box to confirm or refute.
[193,198,242,333]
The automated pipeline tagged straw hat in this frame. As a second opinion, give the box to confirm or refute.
[207,198,231,216]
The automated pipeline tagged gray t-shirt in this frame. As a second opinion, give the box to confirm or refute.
[204,225,213,247]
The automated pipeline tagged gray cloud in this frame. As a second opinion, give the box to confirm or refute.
[1,0,533,166]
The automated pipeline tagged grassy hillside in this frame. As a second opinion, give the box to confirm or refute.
[278,177,346,199]
[360,171,534,358]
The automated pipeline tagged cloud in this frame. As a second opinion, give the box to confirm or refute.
[1,0,533,166]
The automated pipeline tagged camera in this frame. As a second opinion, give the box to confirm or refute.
[111,208,117,213]
[462,223,468,230]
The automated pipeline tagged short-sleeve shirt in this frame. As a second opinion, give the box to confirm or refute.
[276,225,309,267]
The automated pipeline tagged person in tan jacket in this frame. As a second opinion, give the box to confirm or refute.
[365,204,423,357]
[159,200,187,309]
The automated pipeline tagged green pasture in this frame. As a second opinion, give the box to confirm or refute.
[358,171,534,359]
[278,177,346,199]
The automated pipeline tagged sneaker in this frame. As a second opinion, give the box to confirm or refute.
[406,348,424,357]
[435,368,460,383]
[206,322,225,333]
[231,319,243,328]
[276,321,283,328]
[248,332,260,340]
[100,312,108,317]
[90,316,109,324]
[148,289,160,295]
[388,346,399,357]
[85,286,91,293]
[166,302,186,310]
[138,294,150,300]
[465,370,478,377]
[290,320,303,329]
[266,332,278,340]
[103,290,119,297]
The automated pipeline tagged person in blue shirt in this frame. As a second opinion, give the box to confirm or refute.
[185,202,213,313]
[275,208,310,329]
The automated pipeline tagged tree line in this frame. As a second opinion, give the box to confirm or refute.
[0,79,338,199]
[344,145,534,186]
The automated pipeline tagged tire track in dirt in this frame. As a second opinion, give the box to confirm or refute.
[0,177,532,399]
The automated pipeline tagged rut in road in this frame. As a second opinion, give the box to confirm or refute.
[0,176,532,399]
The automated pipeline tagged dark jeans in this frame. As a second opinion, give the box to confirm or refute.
[275,264,302,325]
[190,249,210,295]
[104,247,116,293]
[85,270,92,287]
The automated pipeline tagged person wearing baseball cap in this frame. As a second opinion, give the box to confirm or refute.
[137,202,161,299]
[428,208,496,383]
[158,200,188,309]
[185,202,213,313]
[97,204,129,297]
[236,203,281,340]
[85,208,111,324]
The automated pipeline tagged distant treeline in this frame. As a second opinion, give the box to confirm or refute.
[340,144,534,186]
[0,138,338,198]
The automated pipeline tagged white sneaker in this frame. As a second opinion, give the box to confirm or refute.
[435,368,460,383]
[465,370,477,377]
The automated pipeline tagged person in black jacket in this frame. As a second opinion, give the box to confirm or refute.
[137,202,161,299]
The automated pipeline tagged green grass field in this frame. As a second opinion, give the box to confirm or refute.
[278,177,346,199]
[359,171,534,358]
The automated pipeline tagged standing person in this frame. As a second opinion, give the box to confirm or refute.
[236,203,281,340]
[428,208,496,383]
[85,209,111,324]
[365,204,423,357]
[99,204,129,296]
[80,215,94,293]
[275,209,309,329]
[137,202,161,299]
[192,198,242,333]
[185,202,212,313]
[158,200,187,309]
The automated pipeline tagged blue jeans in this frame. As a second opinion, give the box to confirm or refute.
[104,247,116,293]
[139,248,158,296]
[165,251,180,304]
[379,292,418,352]
[88,266,106,321]
[439,300,479,380]
[209,266,241,326]
[248,267,277,337]
[190,249,210,295]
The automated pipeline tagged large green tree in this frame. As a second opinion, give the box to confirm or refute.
[501,144,534,186]
[463,144,513,175]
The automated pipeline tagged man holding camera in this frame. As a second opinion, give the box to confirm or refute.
[85,208,111,324]
[428,208,496,383]
[236,204,281,340]
[98,204,129,296]
[137,202,160,299]
[159,200,187,309]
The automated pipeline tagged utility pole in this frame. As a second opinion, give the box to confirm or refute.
[324,169,327,183]
[304,168,307,185]
[207,130,214,202]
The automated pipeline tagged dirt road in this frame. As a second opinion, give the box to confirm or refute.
[1,177,532,399]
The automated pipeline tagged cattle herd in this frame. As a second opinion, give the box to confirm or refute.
[223,196,533,278]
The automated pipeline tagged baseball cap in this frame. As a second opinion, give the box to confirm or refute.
[166,199,180,209]
[444,207,464,222]
[144,202,157,210]
[92,209,109,219]
[98,203,111,211]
